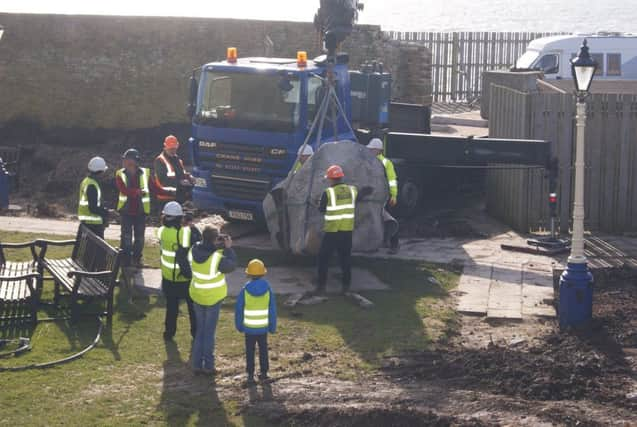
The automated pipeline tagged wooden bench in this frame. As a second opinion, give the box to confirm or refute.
[37,224,122,322]
[0,241,41,324]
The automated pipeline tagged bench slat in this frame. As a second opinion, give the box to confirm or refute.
[0,261,34,302]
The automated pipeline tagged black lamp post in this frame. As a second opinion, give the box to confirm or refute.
[571,39,598,101]
[559,39,598,328]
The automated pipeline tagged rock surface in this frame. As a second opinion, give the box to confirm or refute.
[263,140,389,255]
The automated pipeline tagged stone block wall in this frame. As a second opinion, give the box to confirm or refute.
[0,13,430,130]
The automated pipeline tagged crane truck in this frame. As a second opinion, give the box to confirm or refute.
[186,0,554,223]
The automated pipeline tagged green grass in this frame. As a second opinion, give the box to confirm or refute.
[0,230,459,426]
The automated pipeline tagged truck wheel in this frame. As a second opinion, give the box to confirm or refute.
[398,179,420,217]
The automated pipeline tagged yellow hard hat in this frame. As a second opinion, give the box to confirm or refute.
[245,259,267,276]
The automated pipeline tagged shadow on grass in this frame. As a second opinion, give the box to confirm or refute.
[286,257,455,367]
[158,340,230,426]
[235,248,458,369]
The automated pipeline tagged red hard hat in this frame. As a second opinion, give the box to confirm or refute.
[325,165,345,179]
[164,135,179,149]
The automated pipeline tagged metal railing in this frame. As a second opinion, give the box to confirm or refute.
[385,31,564,103]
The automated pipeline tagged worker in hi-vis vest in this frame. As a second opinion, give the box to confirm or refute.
[235,259,277,386]
[291,144,314,174]
[77,156,111,238]
[367,138,400,254]
[316,165,372,294]
[153,135,194,209]
[189,226,236,375]
[158,201,196,341]
[115,148,152,267]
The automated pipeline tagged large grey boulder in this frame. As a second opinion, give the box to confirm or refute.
[263,140,389,255]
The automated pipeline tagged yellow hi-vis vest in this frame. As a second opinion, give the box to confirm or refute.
[157,226,192,282]
[324,184,357,233]
[292,160,302,174]
[243,289,271,329]
[77,177,103,225]
[116,168,151,215]
[188,249,227,306]
[377,154,398,198]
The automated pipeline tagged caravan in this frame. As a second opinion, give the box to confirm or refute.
[515,33,637,80]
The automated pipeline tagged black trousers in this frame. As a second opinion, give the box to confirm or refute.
[245,333,269,376]
[120,214,146,263]
[161,279,196,339]
[82,223,105,239]
[317,231,352,292]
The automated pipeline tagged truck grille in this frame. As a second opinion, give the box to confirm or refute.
[211,174,271,202]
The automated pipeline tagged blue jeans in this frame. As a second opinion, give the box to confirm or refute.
[191,301,222,370]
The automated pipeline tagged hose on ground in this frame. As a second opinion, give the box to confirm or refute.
[0,315,104,372]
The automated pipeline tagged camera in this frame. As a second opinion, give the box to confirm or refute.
[216,234,230,244]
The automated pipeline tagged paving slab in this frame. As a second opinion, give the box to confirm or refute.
[522,285,555,317]
[456,263,492,315]
[134,266,389,296]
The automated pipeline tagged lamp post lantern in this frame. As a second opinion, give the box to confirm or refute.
[559,39,597,328]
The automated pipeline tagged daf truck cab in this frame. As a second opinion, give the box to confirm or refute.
[188,50,354,222]
[515,33,637,80]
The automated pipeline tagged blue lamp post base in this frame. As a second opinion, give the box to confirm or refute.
[558,261,593,328]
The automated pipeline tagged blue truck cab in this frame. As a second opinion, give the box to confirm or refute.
[189,53,354,222]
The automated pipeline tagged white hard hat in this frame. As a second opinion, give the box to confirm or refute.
[88,157,108,173]
[162,201,184,217]
[297,145,314,156]
[366,138,384,150]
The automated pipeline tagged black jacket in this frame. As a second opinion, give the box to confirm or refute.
[86,176,109,222]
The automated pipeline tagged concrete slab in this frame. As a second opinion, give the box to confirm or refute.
[487,266,522,320]
[486,308,523,321]
[136,266,389,296]
[431,111,489,128]
[522,284,555,317]
[456,263,492,315]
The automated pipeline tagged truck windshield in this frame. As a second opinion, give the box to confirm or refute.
[196,70,301,132]
[516,51,539,69]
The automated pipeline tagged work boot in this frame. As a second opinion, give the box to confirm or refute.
[202,367,218,376]
[258,372,269,382]
[133,257,145,268]
[246,375,257,386]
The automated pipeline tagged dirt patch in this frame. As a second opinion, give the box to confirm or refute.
[383,327,634,405]
[592,275,637,348]
[1,119,191,210]
[263,407,489,427]
[399,209,484,239]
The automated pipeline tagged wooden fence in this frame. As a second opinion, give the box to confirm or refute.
[487,84,637,233]
[385,31,561,103]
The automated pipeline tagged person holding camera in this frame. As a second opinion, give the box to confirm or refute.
[189,226,236,375]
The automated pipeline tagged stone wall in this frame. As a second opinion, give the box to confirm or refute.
[0,13,430,131]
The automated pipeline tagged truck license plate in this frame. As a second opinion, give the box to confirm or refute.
[228,210,254,221]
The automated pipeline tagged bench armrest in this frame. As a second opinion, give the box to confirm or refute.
[67,270,113,279]
[35,239,76,247]
[1,241,38,249]
[0,272,40,281]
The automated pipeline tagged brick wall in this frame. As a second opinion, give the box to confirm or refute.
[0,13,430,130]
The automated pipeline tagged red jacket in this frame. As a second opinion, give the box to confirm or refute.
[115,168,160,216]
